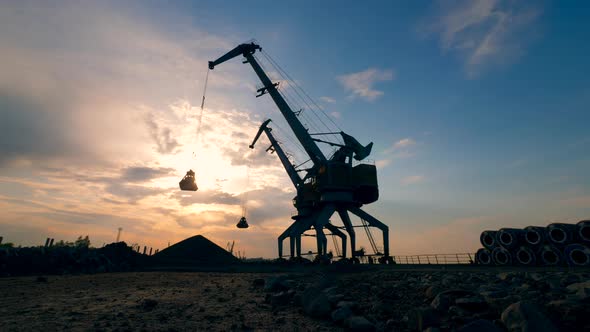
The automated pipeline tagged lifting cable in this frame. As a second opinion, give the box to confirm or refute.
[179,67,209,192]
[261,50,343,145]
[196,68,210,141]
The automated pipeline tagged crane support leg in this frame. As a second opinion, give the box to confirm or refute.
[278,222,298,258]
[316,227,326,256]
[348,206,390,257]
[288,204,336,258]
[338,209,356,259]
[325,223,347,258]
[289,237,295,258]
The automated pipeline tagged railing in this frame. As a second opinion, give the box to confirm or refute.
[392,253,476,265]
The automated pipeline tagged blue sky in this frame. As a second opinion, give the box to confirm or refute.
[0,1,588,256]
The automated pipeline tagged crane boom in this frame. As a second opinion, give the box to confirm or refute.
[208,43,327,166]
[250,120,302,188]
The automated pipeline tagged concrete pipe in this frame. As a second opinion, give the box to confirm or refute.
[480,231,498,250]
[524,226,545,248]
[577,220,590,244]
[475,248,492,265]
[515,246,536,265]
[564,244,590,267]
[492,247,512,265]
[496,228,525,250]
[539,245,563,266]
[546,223,577,246]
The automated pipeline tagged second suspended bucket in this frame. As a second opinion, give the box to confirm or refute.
[236,216,249,229]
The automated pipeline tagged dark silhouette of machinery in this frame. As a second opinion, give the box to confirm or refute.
[208,42,393,263]
[236,217,249,229]
[179,169,198,191]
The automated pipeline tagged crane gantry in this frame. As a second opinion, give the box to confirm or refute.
[209,42,393,263]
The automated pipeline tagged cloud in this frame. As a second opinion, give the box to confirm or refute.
[384,138,417,155]
[337,68,394,101]
[145,114,181,154]
[330,111,341,119]
[375,159,392,169]
[120,166,175,182]
[104,183,169,204]
[170,189,240,206]
[402,175,425,185]
[394,138,416,149]
[421,0,541,76]
[320,96,336,103]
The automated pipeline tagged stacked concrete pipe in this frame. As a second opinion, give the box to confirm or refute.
[475,219,590,266]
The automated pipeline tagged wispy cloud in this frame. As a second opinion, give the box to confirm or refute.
[375,159,392,169]
[330,111,341,119]
[384,138,417,155]
[421,0,541,76]
[337,68,394,101]
[394,138,416,149]
[379,138,418,169]
[320,96,336,103]
[402,175,425,185]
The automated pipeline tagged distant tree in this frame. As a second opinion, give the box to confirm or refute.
[54,240,74,247]
[0,242,14,248]
[75,235,90,248]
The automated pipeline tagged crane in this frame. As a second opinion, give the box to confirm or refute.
[209,42,393,263]
[250,119,348,258]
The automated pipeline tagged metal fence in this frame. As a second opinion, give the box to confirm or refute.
[392,253,476,265]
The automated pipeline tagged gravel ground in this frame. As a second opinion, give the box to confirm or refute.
[1,268,589,331]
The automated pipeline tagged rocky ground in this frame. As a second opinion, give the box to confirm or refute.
[0,267,588,331]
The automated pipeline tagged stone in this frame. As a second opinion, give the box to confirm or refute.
[140,299,158,311]
[327,294,345,305]
[456,319,503,332]
[525,272,544,282]
[423,327,441,332]
[252,278,265,288]
[302,286,331,318]
[336,301,358,310]
[407,307,441,331]
[501,301,558,332]
[560,274,581,287]
[346,316,376,332]
[270,291,292,307]
[497,272,513,281]
[331,306,353,324]
[455,296,488,311]
[425,285,443,299]
[431,290,474,312]
[372,301,395,317]
[264,276,290,292]
[565,280,590,297]
[480,290,508,300]
[385,318,396,331]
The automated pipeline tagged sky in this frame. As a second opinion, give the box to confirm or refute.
[1,1,589,258]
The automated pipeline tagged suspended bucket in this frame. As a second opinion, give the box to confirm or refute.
[179,170,198,191]
[236,216,249,229]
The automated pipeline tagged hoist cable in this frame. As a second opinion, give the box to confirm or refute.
[195,68,210,141]
[256,53,325,138]
[261,50,343,144]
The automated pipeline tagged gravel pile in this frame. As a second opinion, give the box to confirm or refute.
[257,269,589,331]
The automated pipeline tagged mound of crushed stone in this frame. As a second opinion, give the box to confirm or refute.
[152,235,239,266]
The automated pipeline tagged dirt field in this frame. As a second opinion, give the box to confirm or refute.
[0,271,330,331]
[1,268,588,331]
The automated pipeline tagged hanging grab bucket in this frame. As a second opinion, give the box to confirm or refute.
[237,216,249,229]
[179,170,198,191]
